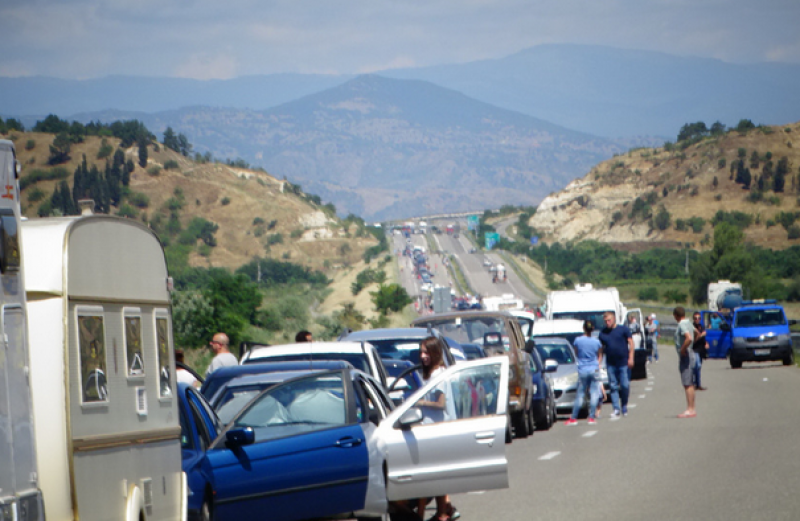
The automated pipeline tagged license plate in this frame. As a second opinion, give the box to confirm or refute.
[754,349,771,356]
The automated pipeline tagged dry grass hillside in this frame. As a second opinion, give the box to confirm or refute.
[530,122,800,249]
[12,132,377,272]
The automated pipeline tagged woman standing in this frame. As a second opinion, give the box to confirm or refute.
[565,321,604,426]
[416,337,459,521]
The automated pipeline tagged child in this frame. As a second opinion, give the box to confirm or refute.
[595,384,608,418]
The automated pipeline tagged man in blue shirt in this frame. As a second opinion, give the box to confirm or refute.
[598,311,634,418]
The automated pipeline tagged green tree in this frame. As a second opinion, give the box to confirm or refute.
[138,141,148,168]
[163,127,179,152]
[48,132,72,165]
[774,157,789,193]
[653,207,671,231]
[371,283,412,314]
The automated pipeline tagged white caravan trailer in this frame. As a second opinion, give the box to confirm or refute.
[22,213,186,521]
[544,283,626,330]
[0,139,45,521]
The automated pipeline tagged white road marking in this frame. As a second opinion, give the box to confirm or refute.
[645,387,653,391]
[539,451,561,461]
[628,404,637,408]
[467,491,486,495]
[582,431,598,438]
[638,394,646,399]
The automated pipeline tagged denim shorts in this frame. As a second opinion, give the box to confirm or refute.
[679,352,694,387]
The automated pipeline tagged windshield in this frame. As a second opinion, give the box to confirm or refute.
[516,318,534,338]
[535,343,575,365]
[418,317,510,351]
[533,332,581,346]
[214,386,272,424]
[734,309,786,328]
[552,311,610,330]
[246,353,369,373]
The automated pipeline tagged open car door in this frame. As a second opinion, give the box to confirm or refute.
[378,357,509,501]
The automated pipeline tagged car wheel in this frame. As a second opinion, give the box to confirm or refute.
[505,414,513,444]
[730,358,742,369]
[783,351,794,366]
[526,404,535,436]
[512,411,528,439]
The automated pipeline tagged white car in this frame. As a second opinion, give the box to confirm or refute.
[241,341,390,388]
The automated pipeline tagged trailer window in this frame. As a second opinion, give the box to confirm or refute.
[78,314,108,403]
[124,314,144,377]
[156,315,173,398]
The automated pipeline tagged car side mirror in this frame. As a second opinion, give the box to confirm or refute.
[395,407,424,430]
[544,359,558,372]
[226,427,255,447]
[720,323,731,332]
[524,339,536,354]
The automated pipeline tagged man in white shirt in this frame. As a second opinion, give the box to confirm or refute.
[206,332,237,377]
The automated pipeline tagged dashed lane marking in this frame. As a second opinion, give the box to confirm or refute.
[645,387,653,391]
[627,404,637,408]
[638,394,646,399]
[539,451,561,461]
[583,431,598,438]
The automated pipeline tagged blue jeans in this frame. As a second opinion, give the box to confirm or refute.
[693,354,702,388]
[607,364,630,412]
[571,370,601,420]
[648,338,659,362]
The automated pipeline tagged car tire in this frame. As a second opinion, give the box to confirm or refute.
[730,358,742,369]
[505,414,513,444]
[783,351,794,366]
[512,411,528,439]
[526,404,535,436]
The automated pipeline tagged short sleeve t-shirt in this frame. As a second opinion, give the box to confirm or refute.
[421,366,457,423]
[598,325,632,367]
[573,335,602,373]
[206,352,238,376]
[674,318,695,355]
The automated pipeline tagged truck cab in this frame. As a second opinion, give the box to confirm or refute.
[703,301,795,368]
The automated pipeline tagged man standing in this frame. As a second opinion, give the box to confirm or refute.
[598,311,634,418]
[206,332,237,377]
[692,312,708,391]
[673,307,696,418]
[646,314,660,363]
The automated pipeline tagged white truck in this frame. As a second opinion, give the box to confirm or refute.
[707,280,743,312]
[22,208,186,521]
[0,139,45,521]
[483,293,524,312]
[544,283,627,330]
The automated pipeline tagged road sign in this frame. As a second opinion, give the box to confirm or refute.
[485,232,500,250]
[467,215,479,231]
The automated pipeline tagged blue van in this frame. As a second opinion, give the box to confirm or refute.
[702,300,795,368]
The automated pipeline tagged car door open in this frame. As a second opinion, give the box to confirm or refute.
[378,357,510,501]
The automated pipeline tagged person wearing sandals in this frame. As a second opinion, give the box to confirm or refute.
[673,307,696,418]
[564,321,604,426]
[416,337,460,521]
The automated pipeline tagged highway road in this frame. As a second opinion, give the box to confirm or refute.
[445,347,800,521]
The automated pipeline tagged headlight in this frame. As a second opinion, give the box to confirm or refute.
[553,373,578,388]
[776,334,791,343]
[532,384,538,394]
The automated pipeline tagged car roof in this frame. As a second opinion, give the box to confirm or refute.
[412,310,514,323]
[532,336,573,345]
[343,328,437,341]
[531,319,584,334]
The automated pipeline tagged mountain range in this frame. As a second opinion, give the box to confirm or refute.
[75,75,624,220]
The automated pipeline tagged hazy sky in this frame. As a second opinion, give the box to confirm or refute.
[2,0,799,79]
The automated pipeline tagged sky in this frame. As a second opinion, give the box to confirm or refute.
[2,0,800,80]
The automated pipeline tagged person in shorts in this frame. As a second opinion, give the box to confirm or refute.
[673,307,696,418]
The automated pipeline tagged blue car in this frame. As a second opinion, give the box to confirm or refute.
[525,349,557,430]
[179,359,512,521]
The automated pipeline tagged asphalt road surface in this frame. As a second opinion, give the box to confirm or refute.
[445,346,800,521]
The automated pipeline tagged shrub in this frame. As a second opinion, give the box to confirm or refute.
[27,187,46,203]
[688,217,706,234]
[717,158,726,169]
[128,192,150,208]
[147,166,161,176]
[638,287,659,301]
[20,167,69,190]
[252,217,265,226]
[789,225,800,240]
[290,228,304,239]
[97,139,113,159]
[220,196,231,206]
[266,233,283,245]
[117,204,139,218]
[24,139,35,151]
[663,289,687,303]
[714,194,723,201]
[163,159,179,170]
[253,226,265,237]
[675,219,687,231]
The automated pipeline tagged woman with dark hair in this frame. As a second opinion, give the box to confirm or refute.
[416,336,459,521]
[564,320,604,426]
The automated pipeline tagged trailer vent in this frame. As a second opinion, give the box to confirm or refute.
[135,387,147,416]
[142,478,154,513]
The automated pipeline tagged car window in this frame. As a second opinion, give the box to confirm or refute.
[187,388,220,439]
[215,386,271,424]
[356,378,387,424]
[552,311,610,331]
[516,317,534,338]
[180,407,194,450]
[535,344,575,364]
[234,372,349,442]
[419,317,509,350]
[735,309,786,327]
[413,364,503,423]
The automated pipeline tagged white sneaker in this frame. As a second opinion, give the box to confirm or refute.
[609,410,621,420]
